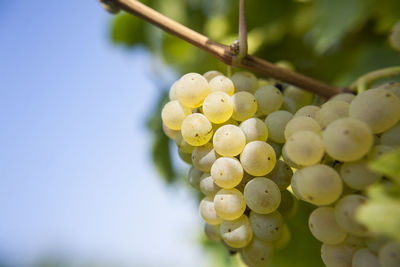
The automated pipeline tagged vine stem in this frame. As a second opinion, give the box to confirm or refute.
[350,66,400,94]
[234,0,248,63]
[103,0,342,98]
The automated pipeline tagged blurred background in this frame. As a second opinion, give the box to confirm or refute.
[0,0,399,266]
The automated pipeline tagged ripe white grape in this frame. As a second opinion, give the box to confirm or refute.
[220,215,253,248]
[284,116,321,140]
[291,164,342,205]
[352,248,380,267]
[239,118,269,143]
[294,105,321,120]
[241,237,274,267]
[187,166,203,190]
[181,113,213,146]
[204,223,220,242]
[285,130,325,166]
[202,91,233,123]
[330,93,356,104]
[380,122,400,146]
[323,117,373,162]
[203,70,223,82]
[199,196,222,225]
[284,85,314,108]
[199,173,221,197]
[277,190,298,219]
[367,145,395,161]
[379,242,400,267]
[309,207,347,245]
[161,100,192,130]
[281,96,298,114]
[349,88,400,133]
[265,110,293,143]
[213,124,246,156]
[175,132,195,153]
[254,85,283,115]
[214,188,246,220]
[281,144,303,169]
[230,71,258,93]
[340,160,381,190]
[175,72,211,108]
[231,91,258,121]
[316,100,349,127]
[162,123,179,140]
[335,194,370,237]
[244,177,281,214]
[343,235,366,251]
[274,223,291,250]
[178,149,192,164]
[380,82,400,99]
[265,160,293,191]
[211,157,243,189]
[268,141,283,159]
[321,243,356,267]
[240,141,276,176]
[169,81,178,101]
[209,75,235,96]
[250,210,283,241]
[191,143,218,172]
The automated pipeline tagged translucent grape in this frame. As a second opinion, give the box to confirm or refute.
[231,91,258,121]
[220,215,253,248]
[204,223,220,242]
[380,82,400,99]
[281,144,303,169]
[181,113,213,146]
[202,91,233,123]
[340,160,381,190]
[379,242,400,267]
[244,177,281,214]
[199,196,222,225]
[178,149,192,164]
[265,160,293,191]
[213,124,246,156]
[176,72,211,108]
[284,116,321,140]
[199,173,221,197]
[316,100,349,127]
[265,110,293,143]
[240,141,276,176]
[335,194,370,237]
[330,93,356,104]
[281,96,298,114]
[294,105,321,120]
[274,223,291,250]
[254,85,283,115]
[203,70,223,82]
[162,123,179,140]
[169,81,178,101]
[309,207,347,245]
[323,117,373,162]
[283,85,314,108]
[380,122,400,146]
[209,75,235,96]
[321,243,356,267]
[230,71,258,93]
[161,100,192,130]
[285,130,325,166]
[214,188,246,220]
[175,132,195,153]
[211,157,244,189]
[239,117,269,143]
[278,190,298,219]
[349,88,400,133]
[187,166,203,190]
[250,210,283,241]
[353,248,380,267]
[291,164,342,205]
[241,237,274,267]
[191,143,218,172]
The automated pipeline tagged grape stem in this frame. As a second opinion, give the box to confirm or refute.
[350,66,400,94]
[99,0,342,98]
[233,0,248,64]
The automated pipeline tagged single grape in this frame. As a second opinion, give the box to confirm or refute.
[169,80,178,101]
[379,82,400,100]
[181,113,213,146]
[202,91,233,123]
[282,144,304,169]
[214,188,246,220]
[211,157,243,189]
[178,149,192,164]
[353,248,380,267]
[309,207,347,245]
[230,71,258,93]
[209,75,235,96]
[244,177,281,214]
[175,132,195,153]
[187,166,203,190]
[254,85,283,115]
[240,141,276,176]
[284,116,321,140]
[294,105,321,120]
[191,143,218,172]
[330,93,356,104]
[379,241,400,267]
[199,196,222,225]
[241,237,274,267]
[204,223,220,242]
[203,70,223,82]
[161,100,192,130]
[219,214,253,248]
[176,72,211,108]
[321,243,357,267]
[231,91,258,121]
[199,173,221,197]
[213,124,246,156]
[265,110,293,143]
[285,130,325,166]
[316,100,349,127]
[340,160,381,190]
[239,117,269,143]
[162,123,179,140]
[281,96,298,114]
[250,210,283,242]
[265,160,293,191]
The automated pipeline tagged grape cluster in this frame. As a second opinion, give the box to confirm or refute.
[161,70,400,267]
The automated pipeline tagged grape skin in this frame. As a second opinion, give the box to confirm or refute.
[239,117,269,143]
[204,223,221,242]
[265,160,293,191]
[211,157,244,189]
[321,243,357,267]
[340,160,381,190]
[231,91,258,121]
[181,113,213,146]
[244,177,281,214]
[241,237,274,267]
[284,116,321,140]
[220,215,253,248]
[265,110,293,143]
[202,91,233,124]
[213,124,246,156]
[379,242,400,267]
[249,210,283,242]
[230,71,259,93]
[254,85,283,115]
[187,166,203,190]
[214,188,246,220]
[294,105,321,120]
[161,100,192,130]
[176,72,211,108]
[191,143,218,172]
[209,75,235,96]
[240,141,276,176]
[352,248,380,267]
[309,207,347,245]
[316,100,349,127]
[199,173,221,197]
[200,196,222,225]
[203,70,223,82]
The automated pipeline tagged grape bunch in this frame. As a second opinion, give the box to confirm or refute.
[161,69,400,267]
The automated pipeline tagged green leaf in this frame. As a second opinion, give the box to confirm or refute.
[369,148,400,185]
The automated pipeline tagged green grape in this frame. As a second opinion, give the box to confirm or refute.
[379,242,400,267]
[203,70,223,82]
[181,113,213,146]
[316,100,349,127]
[282,144,303,169]
[230,71,258,93]
[343,235,366,251]
[199,173,221,197]
[209,75,235,96]
[202,91,233,123]
[187,166,203,190]
[379,82,400,99]
[211,157,244,189]
[353,248,380,267]
[199,196,222,225]
[277,190,298,219]
[250,210,283,241]
[214,188,246,220]
[175,132,195,153]
[244,177,281,214]
[176,72,211,108]
[283,85,314,108]
[231,91,258,121]
[330,93,356,104]
[213,124,246,156]
[294,105,321,120]
[212,118,239,133]
[340,160,381,190]
[265,160,293,191]
[235,171,254,192]
[220,215,253,249]
[349,88,400,133]
[291,164,342,205]
[284,116,321,140]
[268,141,283,159]
[274,223,291,250]
[321,243,357,267]
[239,117,269,143]
[161,100,192,130]
[265,110,293,143]
[309,207,347,245]
[254,85,283,115]
[366,236,390,254]
[204,223,221,242]
[162,122,179,140]
[191,143,218,172]
[323,118,373,162]
[389,21,400,51]
[240,141,276,176]
[335,195,370,237]
[169,80,178,101]
[284,130,325,166]
[178,149,192,164]
[241,237,274,267]
[380,122,400,146]
[281,95,298,114]
[367,145,395,160]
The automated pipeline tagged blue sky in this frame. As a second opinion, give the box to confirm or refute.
[0,1,210,266]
